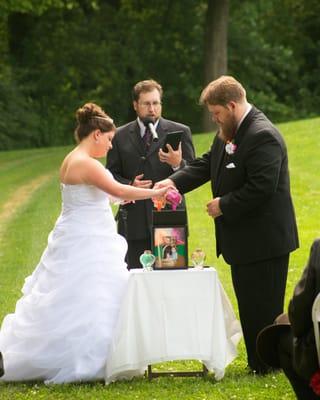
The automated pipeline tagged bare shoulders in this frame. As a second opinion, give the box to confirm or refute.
[60,152,102,184]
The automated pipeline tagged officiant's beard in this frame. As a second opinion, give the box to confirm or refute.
[218,114,238,142]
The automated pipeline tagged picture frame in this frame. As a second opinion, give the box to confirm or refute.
[152,225,188,269]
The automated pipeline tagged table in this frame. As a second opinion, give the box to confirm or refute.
[105,268,242,384]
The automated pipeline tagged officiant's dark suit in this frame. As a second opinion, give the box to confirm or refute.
[107,80,195,268]
[166,76,299,373]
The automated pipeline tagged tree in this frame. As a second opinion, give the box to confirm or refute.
[202,0,229,132]
[1,0,319,150]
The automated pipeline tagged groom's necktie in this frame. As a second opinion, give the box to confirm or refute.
[143,126,152,150]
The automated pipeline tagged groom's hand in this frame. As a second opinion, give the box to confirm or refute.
[153,179,176,190]
[207,197,222,218]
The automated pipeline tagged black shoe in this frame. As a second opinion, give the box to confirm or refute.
[0,352,4,377]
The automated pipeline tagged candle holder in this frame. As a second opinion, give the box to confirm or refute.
[165,190,182,211]
[190,248,206,269]
[152,197,166,211]
[139,250,156,271]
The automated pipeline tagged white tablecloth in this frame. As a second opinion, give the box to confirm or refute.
[105,268,242,384]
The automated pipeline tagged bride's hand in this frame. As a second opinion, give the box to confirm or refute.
[153,185,176,199]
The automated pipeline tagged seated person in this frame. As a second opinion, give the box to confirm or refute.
[0,352,3,377]
[257,238,320,399]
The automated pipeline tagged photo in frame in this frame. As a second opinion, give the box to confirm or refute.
[152,226,188,269]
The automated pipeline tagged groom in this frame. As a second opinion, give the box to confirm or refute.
[155,75,299,373]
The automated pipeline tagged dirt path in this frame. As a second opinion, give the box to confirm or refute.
[0,174,53,235]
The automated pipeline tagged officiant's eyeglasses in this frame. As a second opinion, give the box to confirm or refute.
[138,101,162,109]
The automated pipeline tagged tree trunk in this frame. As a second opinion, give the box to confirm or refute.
[202,0,229,132]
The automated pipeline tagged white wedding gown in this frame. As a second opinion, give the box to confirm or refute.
[0,171,129,384]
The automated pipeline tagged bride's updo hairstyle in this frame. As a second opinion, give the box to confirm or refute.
[75,102,115,142]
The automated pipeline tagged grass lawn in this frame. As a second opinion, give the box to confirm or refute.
[0,116,319,399]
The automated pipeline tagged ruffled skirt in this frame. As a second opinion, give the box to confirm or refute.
[0,209,128,384]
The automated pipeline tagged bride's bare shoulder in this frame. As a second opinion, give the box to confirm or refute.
[60,151,101,183]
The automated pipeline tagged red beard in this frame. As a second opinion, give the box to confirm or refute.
[218,114,238,142]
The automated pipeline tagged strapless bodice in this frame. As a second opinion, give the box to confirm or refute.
[57,171,119,232]
[61,183,110,211]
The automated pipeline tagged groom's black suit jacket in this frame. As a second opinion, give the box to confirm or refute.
[171,106,299,265]
[107,117,195,240]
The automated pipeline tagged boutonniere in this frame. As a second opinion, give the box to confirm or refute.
[225,140,237,155]
[310,369,320,395]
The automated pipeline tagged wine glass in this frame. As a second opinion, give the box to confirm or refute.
[191,248,206,269]
[139,250,156,271]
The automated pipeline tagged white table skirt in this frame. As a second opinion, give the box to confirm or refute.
[105,268,242,384]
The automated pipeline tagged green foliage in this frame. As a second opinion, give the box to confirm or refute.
[0,0,75,15]
[228,0,320,121]
[2,0,205,147]
[229,1,298,121]
[116,0,205,126]
[0,0,319,149]
[268,0,320,116]
[0,65,42,149]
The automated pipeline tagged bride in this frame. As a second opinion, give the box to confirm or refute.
[0,103,170,384]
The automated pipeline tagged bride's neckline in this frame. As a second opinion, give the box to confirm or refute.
[60,182,93,187]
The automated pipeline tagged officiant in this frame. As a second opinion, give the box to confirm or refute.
[107,79,195,269]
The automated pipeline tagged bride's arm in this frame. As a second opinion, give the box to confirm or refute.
[83,158,168,201]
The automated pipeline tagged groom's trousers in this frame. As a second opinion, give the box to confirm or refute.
[231,254,289,373]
